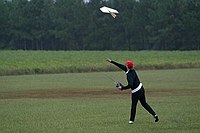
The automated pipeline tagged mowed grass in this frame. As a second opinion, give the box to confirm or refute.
[1,96,199,133]
[0,69,200,133]
[0,50,200,75]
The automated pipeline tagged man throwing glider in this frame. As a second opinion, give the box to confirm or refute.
[106,58,159,124]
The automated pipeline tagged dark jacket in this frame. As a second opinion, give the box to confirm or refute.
[111,60,141,90]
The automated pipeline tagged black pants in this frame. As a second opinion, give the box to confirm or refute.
[130,86,156,121]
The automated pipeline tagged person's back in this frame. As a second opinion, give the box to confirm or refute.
[126,69,141,90]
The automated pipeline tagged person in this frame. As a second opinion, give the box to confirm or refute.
[106,58,159,124]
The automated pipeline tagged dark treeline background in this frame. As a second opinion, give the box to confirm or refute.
[0,0,200,50]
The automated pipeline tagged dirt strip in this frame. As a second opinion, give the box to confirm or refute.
[0,88,199,99]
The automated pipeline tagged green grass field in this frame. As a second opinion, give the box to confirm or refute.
[0,69,200,133]
[0,50,200,75]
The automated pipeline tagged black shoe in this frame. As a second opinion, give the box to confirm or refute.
[154,115,159,122]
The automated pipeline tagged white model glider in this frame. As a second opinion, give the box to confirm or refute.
[100,6,119,18]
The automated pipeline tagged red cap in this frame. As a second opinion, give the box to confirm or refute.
[126,60,134,68]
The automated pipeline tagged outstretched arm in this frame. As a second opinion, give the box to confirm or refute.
[106,58,127,72]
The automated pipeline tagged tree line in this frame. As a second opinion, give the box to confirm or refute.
[0,0,200,50]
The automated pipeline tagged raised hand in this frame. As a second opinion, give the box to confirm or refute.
[106,58,112,63]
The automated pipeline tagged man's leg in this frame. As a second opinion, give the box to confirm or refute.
[139,87,159,122]
[130,93,139,122]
